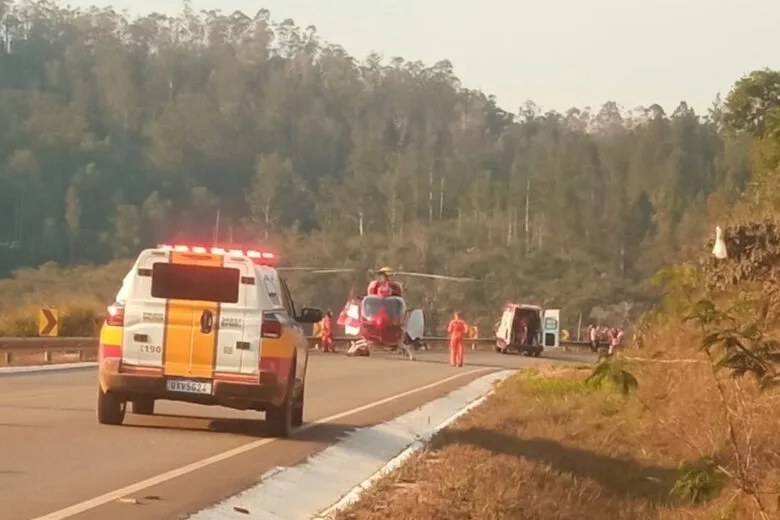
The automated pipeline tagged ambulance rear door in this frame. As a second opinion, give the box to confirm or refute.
[496,305,514,345]
[151,250,243,379]
[543,308,561,348]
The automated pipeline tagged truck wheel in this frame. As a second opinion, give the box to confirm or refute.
[292,385,304,427]
[266,389,294,437]
[132,398,155,415]
[266,363,296,438]
[97,386,126,425]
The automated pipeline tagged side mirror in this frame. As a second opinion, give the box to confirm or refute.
[297,307,323,324]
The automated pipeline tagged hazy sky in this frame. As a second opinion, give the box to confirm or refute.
[68,0,780,116]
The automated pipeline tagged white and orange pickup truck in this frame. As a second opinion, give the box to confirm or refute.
[96,244,322,438]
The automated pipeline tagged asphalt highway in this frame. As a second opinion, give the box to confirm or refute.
[0,349,594,520]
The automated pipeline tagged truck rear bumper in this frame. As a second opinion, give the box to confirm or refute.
[99,360,286,410]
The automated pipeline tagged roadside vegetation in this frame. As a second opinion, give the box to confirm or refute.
[0,261,131,336]
[335,70,780,519]
[336,352,778,519]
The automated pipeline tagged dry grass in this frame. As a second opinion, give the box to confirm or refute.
[0,260,131,336]
[334,348,780,520]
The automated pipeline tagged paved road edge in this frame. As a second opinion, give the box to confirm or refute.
[185,369,517,520]
[0,362,97,375]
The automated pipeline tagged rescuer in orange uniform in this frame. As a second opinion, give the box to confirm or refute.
[447,312,468,367]
[322,311,335,353]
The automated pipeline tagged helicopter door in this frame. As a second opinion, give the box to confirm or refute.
[405,309,424,340]
[543,308,560,347]
[496,306,513,345]
[343,301,361,336]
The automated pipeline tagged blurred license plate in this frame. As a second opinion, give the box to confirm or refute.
[166,379,212,395]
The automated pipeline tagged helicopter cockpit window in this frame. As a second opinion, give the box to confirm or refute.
[362,296,406,319]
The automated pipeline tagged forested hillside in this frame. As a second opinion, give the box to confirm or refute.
[0,1,755,331]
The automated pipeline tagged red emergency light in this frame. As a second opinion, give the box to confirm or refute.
[157,244,279,266]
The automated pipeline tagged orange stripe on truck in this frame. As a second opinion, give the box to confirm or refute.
[260,328,296,384]
[163,251,222,379]
[260,328,296,359]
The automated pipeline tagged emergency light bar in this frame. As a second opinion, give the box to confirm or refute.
[157,244,278,266]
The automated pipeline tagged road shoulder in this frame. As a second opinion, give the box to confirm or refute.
[185,369,515,520]
[332,365,687,520]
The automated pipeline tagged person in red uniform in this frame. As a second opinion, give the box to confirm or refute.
[322,311,334,353]
[515,316,528,346]
[447,312,468,367]
[367,268,393,296]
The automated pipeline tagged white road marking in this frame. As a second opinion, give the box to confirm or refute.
[31,367,491,520]
[0,362,97,375]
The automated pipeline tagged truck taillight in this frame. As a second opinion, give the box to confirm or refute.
[106,304,125,326]
[261,318,283,339]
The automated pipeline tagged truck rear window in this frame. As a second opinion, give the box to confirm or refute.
[151,263,240,303]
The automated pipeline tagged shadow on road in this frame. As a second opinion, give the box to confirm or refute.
[0,422,41,428]
[124,413,404,451]
[0,404,91,413]
[437,427,678,505]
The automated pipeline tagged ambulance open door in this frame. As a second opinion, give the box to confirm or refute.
[496,306,513,346]
[543,309,560,348]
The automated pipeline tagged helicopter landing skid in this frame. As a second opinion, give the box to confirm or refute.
[346,338,415,360]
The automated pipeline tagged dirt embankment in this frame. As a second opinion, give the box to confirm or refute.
[335,352,780,520]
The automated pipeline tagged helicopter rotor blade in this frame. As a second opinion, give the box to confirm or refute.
[276,267,356,274]
[393,271,476,282]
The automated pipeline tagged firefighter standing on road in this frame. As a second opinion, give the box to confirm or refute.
[322,311,335,353]
[313,319,324,350]
[447,312,468,367]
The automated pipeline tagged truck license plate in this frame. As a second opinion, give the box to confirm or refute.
[166,378,213,395]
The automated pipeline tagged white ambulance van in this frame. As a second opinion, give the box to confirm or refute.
[494,303,560,357]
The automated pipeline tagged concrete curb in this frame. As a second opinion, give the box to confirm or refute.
[185,369,516,520]
[313,384,498,519]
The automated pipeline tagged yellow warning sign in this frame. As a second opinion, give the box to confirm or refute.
[39,307,59,337]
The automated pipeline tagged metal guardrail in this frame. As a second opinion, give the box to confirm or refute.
[0,336,594,365]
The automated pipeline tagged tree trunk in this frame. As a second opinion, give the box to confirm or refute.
[524,177,531,255]
[263,203,270,240]
[439,176,444,220]
[506,207,512,246]
[389,181,397,238]
[428,169,434,223]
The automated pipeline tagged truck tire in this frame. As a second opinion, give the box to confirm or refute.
[97,386,126,425]
[292,384,304,427]
[132,398,155,415]
[266,362,296,438]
